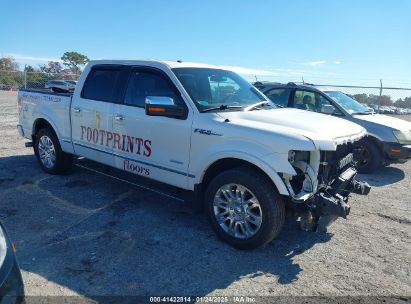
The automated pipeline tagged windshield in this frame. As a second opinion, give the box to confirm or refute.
[325,91,369,114]
[172,68,271,112]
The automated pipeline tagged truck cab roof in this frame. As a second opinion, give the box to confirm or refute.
[87,59,231,71]
[253,81,320,92]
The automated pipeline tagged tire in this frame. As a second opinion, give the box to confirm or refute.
[34,127,73,174]
[356,139,383,174]
[205,167,285,250]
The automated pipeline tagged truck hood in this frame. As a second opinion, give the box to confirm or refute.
[353,114,411,131]
[219,108,366,150]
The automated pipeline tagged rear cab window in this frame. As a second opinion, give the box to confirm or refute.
[82,67,121,102]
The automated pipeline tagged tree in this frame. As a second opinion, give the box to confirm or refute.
[61,51,89,75]
[0,57,19,71]
[379,95,393,106]
[367,94,380,105]
[395,97,411,109]
[351,93,368,104]
[39,61,63,75]
[0,57,21,86]
[25,65,37,73]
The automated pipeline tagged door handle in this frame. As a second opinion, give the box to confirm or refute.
[73,107,81,113]
[115,114,125,121]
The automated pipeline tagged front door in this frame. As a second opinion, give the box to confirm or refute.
[112,67,194,189]
[291,89,344,116]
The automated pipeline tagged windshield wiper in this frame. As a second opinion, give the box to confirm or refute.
[244,101,274,111]
[200,105,243,113]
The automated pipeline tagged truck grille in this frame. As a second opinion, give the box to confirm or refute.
[318,143,358,186]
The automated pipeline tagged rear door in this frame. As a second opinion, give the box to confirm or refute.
[263,87,292,108]
[112,66,193,189]
[71,65,124,166]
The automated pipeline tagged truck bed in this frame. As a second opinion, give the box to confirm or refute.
[19,88,73,97]
[17,88,74,152]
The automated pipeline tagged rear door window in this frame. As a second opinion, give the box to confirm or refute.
[264,88,291,107]
[82,68,121,102]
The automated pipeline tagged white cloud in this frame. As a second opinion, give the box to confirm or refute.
[219,65,278,76]
[3,53,61,63]
[334,61,341,64]
[303,60,327,67]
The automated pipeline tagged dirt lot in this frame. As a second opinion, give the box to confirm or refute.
[0,91,410,300]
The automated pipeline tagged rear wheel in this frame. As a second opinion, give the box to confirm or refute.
[205,167,285,250]
[356,139,383,173]
[34,127,73,174]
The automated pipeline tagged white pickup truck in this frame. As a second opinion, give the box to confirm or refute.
[17,60,370,249]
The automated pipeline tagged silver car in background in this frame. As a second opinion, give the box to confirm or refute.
[45,80,76,93]
[255,82,411,173]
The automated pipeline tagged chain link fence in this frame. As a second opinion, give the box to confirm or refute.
[302,82,411,114]
[1,69,410,113]
[0,70,80,91]
[247,74,411,112]
[307,83,411,105]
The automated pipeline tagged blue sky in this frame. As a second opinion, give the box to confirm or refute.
[1,0,410,88]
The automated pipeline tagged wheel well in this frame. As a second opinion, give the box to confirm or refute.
[362,136,384,154]
[32,118,53,139]
[201,158,275,190]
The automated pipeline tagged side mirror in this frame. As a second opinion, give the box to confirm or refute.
[145,96,187,119]
[321,104,335,115]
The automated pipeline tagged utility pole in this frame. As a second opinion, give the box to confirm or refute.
[379,79,383,105]
[24,64,27,88]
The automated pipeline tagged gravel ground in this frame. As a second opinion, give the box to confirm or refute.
[0,91,410,301]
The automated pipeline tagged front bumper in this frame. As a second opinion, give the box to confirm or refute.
[310,167,370,217]
[383,142,411,162]
[294,166,371,232]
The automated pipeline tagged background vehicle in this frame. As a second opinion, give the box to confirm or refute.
[379,105,393,114]
[368,104,380,113]
[395,107,408,115]
[64,80,77,86]
[363,104,374,113]
[255,82,411,173]
[0,221,24,303]
[17,60,370,249]
[45,80,76,93]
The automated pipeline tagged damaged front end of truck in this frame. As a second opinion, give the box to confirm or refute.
[282,143,371,232]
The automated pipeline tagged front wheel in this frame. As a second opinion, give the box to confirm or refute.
[34,127,73,174]
[356,139,383,174]
[205,167,285,250]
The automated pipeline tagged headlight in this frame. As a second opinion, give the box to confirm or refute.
[0,225,7,268]
[393,130,411,144]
